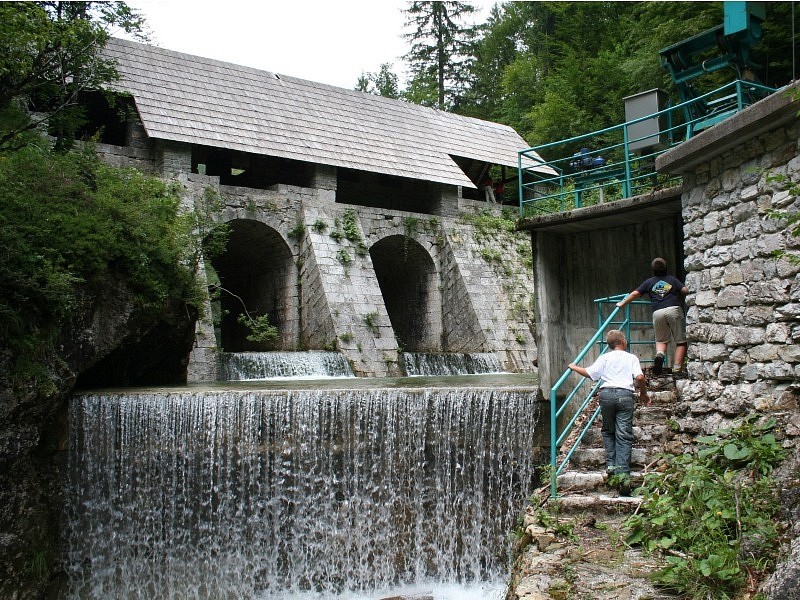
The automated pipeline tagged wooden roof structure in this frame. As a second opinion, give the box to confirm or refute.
[104,38,548,189]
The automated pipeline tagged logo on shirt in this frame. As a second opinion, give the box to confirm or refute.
[651,280,673,299]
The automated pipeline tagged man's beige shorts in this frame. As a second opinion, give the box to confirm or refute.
[653,306,686,344]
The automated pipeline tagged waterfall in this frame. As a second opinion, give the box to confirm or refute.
[402,353,503,377]
[220,351,354,380]
[66,385,541,599]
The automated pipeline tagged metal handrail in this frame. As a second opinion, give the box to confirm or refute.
[548,295,652,498]
[519,80,776,217]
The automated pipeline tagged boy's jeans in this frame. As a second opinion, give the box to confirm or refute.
[598,387,634,475]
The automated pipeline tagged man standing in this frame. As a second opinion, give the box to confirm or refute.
[568,330,647,495]
[616,257,688,378]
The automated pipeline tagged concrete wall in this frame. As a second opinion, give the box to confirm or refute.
[523,192,684,398]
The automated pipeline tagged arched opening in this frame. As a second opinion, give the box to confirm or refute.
[370,236,441,352]
[209,219,297,352]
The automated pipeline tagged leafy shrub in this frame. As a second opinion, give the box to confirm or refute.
[625,415,786,599]
[236,313,278,343]
[0,142,200,375]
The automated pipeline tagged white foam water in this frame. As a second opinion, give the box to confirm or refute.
[220,351,354,380]
[66,385,539,599]
[402,353,503,377]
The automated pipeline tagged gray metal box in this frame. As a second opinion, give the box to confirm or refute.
[624,89,668,153]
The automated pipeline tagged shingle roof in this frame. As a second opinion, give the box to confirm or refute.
[104,38,546,189]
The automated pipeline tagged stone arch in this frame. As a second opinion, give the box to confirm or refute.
[209,219,297,351]
[370,235,441,352]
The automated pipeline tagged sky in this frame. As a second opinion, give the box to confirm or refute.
[120,1,494,91]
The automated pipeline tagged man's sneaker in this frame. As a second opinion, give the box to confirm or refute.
[673,369,688,380]
[653,353,665,376]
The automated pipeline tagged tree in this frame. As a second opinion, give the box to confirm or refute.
[402,1,477,110]
[0,1,146,150]
[354,63,401,99]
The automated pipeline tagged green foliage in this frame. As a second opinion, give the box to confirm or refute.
[28,551,48,581]
[329,228,344,243]
[625,415,786,599]
[480,247,501,263]
[766,171,800,264]
[403,215,420,237]
[336,248,352,267]
[0,141,201,375]
[459,208,516,238]
[312,219,327,233]
[0,1,147,150]
[355,63,401,99]
[534,506,577,542]
[364,311,380,335]
[341,209,362,242]
[195,188,230,264]
[236,313,278,344]
[329,210,367,258]
[287,220,305,239]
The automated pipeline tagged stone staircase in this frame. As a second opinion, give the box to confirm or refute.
[507,372,683,600]
[552,372,680,512]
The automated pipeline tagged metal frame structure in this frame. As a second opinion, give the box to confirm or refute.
[518,80,776,217]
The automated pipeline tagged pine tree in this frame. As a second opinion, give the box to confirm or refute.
[402,1,477,110]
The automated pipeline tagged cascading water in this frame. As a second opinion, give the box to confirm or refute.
[66,382,541,599]
[220,351,354,380]
[402,353,503,377]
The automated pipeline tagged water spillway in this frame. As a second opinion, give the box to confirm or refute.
[220,351,354,380]
[66,378,543,599]
[402,353,503,377]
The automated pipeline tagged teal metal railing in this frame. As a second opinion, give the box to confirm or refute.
[548,294,652,498]
[519,80,776,217]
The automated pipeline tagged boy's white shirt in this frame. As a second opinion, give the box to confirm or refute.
[585,349,642,391]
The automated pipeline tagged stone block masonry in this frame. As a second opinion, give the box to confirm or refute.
[177,178,537,379]
[657,82,800,443]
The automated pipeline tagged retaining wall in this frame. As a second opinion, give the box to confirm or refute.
[657,82,800,440]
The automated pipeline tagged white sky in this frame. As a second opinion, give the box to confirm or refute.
[120,1,494,90]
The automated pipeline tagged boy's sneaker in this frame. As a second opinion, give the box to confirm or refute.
[673,368,688,380]
[653,353,665,376]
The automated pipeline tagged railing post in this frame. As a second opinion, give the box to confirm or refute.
[622,126,632,199]
[517,151,524,217]
[550,388,557,498]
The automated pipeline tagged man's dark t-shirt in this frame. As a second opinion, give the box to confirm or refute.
[636,275,685,312]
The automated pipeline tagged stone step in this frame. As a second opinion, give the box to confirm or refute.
[547,492,642,514]
[568,447,657,470]
[648,388,678,403]
[580,423,672,447]
[556,469,645,493]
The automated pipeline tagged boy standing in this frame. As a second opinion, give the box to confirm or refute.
[568,330,647,495]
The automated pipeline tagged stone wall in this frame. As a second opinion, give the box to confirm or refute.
[657,83,800,599]
[657,84,800,441]
[171,175,538,379]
